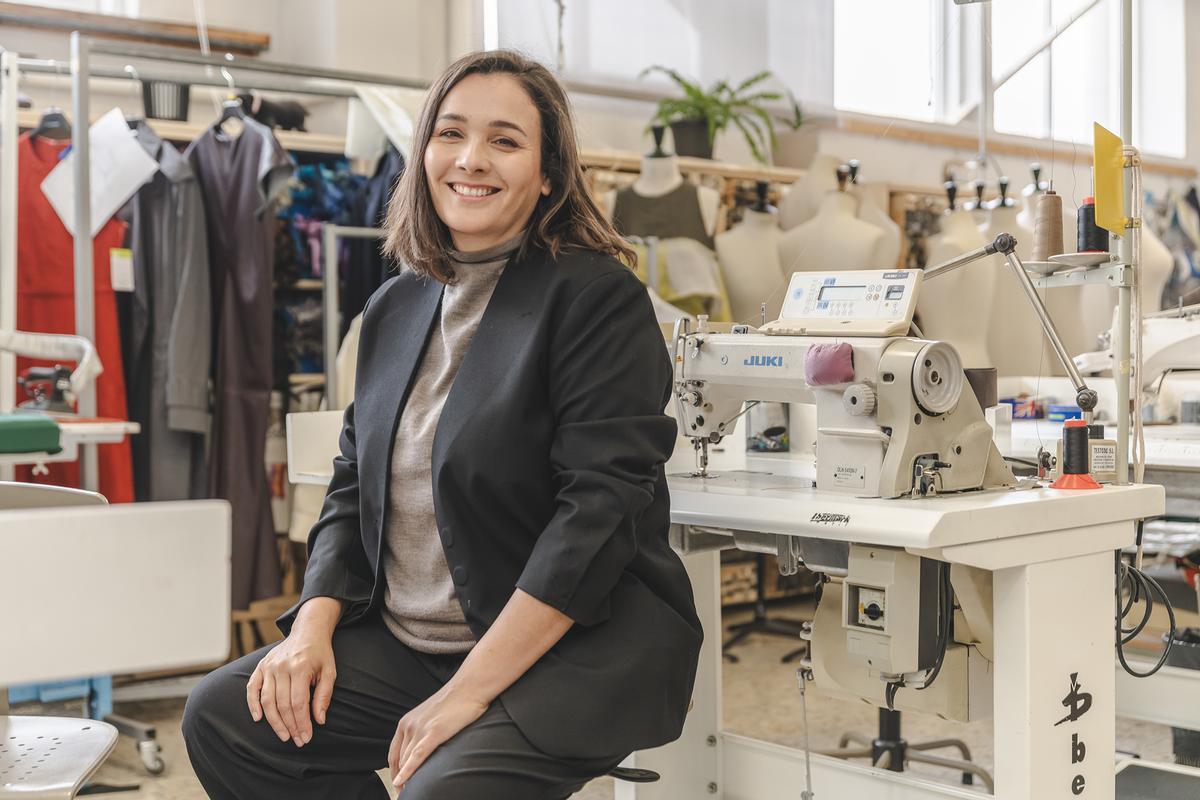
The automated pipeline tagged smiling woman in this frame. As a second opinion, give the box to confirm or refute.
[384,50,633,282]
[181,48,701,800]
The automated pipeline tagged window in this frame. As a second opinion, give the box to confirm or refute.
[992,0,1185,158]
[833,0,939,122]
[490,0,1187,159]
[493,0,775,93]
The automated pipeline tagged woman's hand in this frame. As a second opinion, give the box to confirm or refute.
[246,596,343,747]
[388,685,488,791]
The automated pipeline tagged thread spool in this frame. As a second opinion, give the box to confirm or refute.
[1050,420,1101,490]
[1032,190,1065,262]
[1077,196,1109,253]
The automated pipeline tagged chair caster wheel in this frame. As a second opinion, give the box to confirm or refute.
[138,739,165,775]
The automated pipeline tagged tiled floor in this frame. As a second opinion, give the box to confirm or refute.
[15,602,1177,798]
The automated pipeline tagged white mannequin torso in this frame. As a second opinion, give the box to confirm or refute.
[601,155,721,237]
[778,191,888,272]
[852,182,902,268]
[714,209,787,324]
[980,203,1074,377]
[1075,224,1173,353]
[921,209,992,368]
[778,153,843,230]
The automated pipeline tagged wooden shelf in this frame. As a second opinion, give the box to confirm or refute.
[839,117,1198,180]
[0,2,270,55]
[581,147,805,184]
[284,279,324,291]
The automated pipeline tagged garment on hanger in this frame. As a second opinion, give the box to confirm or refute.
[611,181,715,248]
[344,145,405,338]
[627,238,731,321]
[122,121,211,502]
[186,116,294,610]
[14,133,134,503]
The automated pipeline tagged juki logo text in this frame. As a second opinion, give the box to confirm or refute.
[743,355,784,367]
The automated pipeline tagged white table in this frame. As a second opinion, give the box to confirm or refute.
[622,444,1164,800]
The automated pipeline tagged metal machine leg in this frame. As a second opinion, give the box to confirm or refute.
[722,554,808,664]
[825,710,994,792]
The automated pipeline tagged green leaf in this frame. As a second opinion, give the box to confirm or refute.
[734,70,773,94]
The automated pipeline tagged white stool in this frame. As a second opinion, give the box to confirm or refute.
[0,716,117,799]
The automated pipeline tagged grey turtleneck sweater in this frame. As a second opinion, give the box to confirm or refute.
[382,234,523,654]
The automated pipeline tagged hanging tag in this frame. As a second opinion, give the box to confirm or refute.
[110,247,135,292]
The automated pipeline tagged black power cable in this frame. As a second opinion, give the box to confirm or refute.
[886,561,954,709]
[1116,548,1178,679]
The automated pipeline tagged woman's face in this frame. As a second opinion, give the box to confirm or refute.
[425,73,551,253]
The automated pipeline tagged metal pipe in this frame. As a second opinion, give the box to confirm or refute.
[18,60,366,99]
[70,32,98,490]
[978,1,992,176]
[1115,0,1134,484]
[1,50,19,483]
[321,225,384,405]
[84,38,691,111]
[1001,250,1093,405]
[921,241,996,281]
[89,39,422,89]
[1,52,18,412]
[925,234,1096,410]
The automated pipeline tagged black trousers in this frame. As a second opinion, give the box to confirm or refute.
[182,614,624,799]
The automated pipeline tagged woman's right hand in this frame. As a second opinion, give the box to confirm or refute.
[246,596,343,747]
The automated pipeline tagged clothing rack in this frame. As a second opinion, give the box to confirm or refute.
[0,34,421,485]
[321,225,384,401]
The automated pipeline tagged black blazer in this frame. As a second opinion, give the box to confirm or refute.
[278,245,703,759]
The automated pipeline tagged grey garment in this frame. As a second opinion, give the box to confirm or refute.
[182,613,624,799]
[382,233,523,654]
[125,121,211,501]
[187,117,295,610]
[611,180,715,248]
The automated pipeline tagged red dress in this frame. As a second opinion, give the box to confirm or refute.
[14,133,135,503]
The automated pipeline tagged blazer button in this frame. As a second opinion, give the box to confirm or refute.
[440,526,454,547]
[452,565,469,586]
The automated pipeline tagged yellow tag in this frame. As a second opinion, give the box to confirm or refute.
[1093,123,1125,236]
[110,247,134,292]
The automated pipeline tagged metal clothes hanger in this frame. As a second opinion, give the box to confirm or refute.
[216,62,246,129]
[30,106,71,140]
[124,64,144,129]
[30,59,71,140]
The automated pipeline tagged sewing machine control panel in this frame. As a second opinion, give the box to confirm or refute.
[762,269,921,337]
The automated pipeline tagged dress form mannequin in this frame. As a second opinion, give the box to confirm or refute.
[921,182,992,368]
[847,161,902,268]
[1012,178,1091,361]
[778,153,843,230]
[980,186,1049,377]
[778,174,888,272]
[714,182,787,324]
[602,127,721,238]
[1075,223,1174,350]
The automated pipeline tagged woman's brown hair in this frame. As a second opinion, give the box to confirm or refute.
[383,49,634,283]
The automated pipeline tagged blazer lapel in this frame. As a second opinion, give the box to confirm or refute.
[432,249,543,468]
[359,274,444,543]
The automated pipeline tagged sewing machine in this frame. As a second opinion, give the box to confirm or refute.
[620,255,1167,800]
[673,268,1014,500]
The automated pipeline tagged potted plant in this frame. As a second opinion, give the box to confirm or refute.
[772,90,820,169]
[640,66,781,163]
